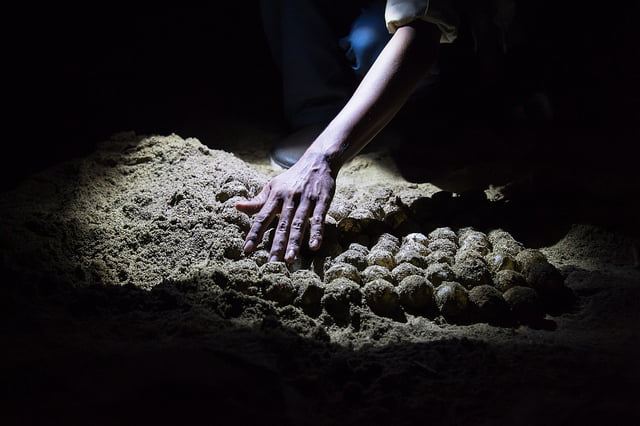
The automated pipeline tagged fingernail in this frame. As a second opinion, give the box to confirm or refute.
[269,255,279,263]
[243,241,254,253]
[286,250,296,261]
[310,239,319,249]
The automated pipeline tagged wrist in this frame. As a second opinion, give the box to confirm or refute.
[304,125,354,171]
[296,148,342,178]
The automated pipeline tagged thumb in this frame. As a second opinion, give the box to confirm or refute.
[235,186,270,215]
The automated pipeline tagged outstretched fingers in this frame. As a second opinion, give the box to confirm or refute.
[269,196,298,262]
[240,190,280,253]
[308,194,331,251]
[235,186,269,215]
[284,197,313,263]
[235,162,336,262]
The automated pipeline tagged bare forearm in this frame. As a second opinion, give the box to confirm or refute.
[237,20,442,263]
[306,20,441,169]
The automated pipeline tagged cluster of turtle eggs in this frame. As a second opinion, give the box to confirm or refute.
[237,227,571,326]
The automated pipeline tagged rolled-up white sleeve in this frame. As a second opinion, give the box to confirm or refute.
[385,0,459,43]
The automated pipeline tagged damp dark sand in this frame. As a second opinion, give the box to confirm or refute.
[1,131,639,425]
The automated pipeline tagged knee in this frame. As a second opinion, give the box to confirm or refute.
[343,2,390,76]
[350,26,388,63]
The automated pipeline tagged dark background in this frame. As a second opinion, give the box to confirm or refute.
[6,4,282,188]
[2,3,640,425]
[4,1,640,225]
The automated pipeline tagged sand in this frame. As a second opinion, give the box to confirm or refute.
[1,131,639,425]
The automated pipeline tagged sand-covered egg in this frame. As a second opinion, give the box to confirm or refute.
[485,252,517,274]
[324,262,362,284]
[525,261,565,295]
[400,240,430,256]
[403,232,429,247]
[371,233,400,254]
[487,229,515,245]
[468,285,510,324]
[503,286,542,322]
[426,250,454,266]
[425,262,456,286]
[361,265,395,284]
[452,251,491,288]
[383,202,408,228]
[291,269,321,281]
[493,269,527,293]
[225,259,260,293]
[363,279,399,317]
[321,278,362,322]
[327,203,352,222]
[292,271,325,316]
[259,260,290,277]
[427,238,457,256]
[394,248,428,268]
[337,217,364,234]
[349,207,382,223]
[492,236,524,258]
[454,248,485,265]
[333,249,368,271]
[435,281,470,321]
[262,274,296,305]
[392,262,425,283]
[366,249,396,269]
[458,230,490,255]
[396,275,435,311]
[348,242,370,256]
[516,249,548,274]
[428,227,457,243]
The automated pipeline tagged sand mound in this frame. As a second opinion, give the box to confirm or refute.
[1,133,577,334]
[2,133,639,425]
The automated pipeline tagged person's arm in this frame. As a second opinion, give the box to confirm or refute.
[236,20,441,263]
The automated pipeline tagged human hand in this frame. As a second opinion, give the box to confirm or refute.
[236,154,337,263]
